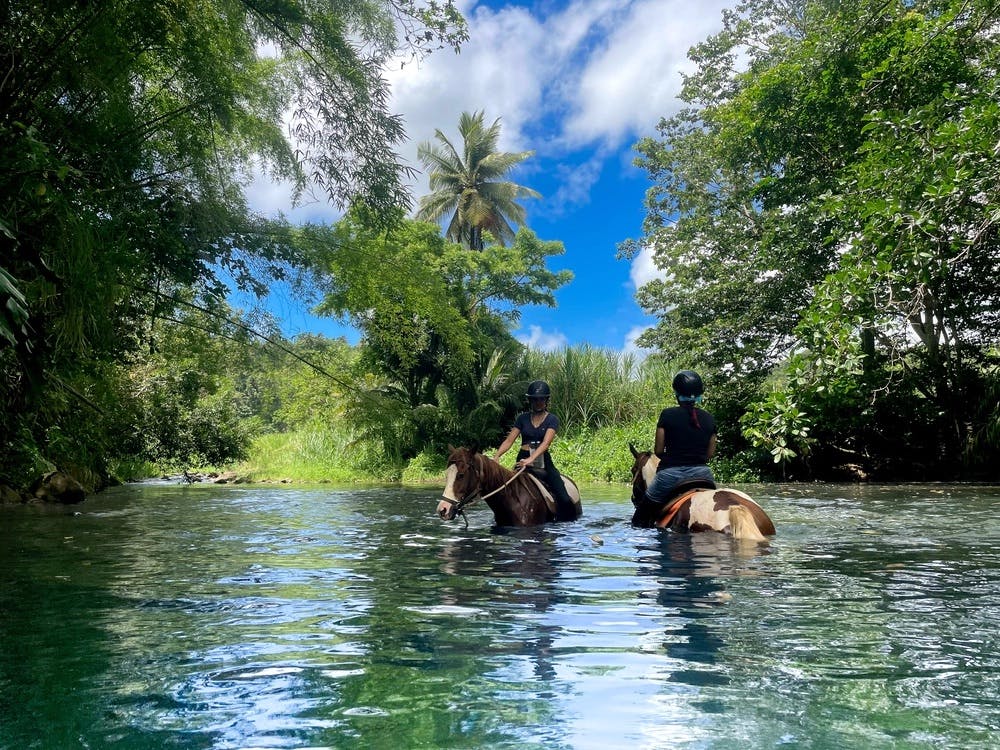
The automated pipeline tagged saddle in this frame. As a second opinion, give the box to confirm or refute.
[524,472,578,516]
[656,478,717,529]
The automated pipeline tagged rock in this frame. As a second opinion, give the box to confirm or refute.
[829,463,870,481]
[30,471,87,504]
[1,484,25,504]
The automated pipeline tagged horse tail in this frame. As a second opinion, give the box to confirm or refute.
[729,505,767,542]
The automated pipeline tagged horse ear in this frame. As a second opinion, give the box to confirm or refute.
[629,442,639,458]
[469,441,481,455]
[447,444,455,453]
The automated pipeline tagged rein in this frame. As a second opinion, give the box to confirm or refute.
[480,463,526,500]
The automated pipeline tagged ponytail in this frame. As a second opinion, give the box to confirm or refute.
[682,400,701,429]
[676,394,703,429]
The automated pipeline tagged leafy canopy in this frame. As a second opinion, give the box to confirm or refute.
[0,0,467,484]
[625,0,1000,477]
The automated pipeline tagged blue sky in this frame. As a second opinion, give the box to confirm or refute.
[244,0,733,353]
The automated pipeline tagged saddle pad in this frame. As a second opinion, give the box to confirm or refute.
[525,473,558,515]
[656,489,700,529]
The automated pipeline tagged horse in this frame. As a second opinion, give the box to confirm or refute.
[628,444,775,541]
[436,446,583,527]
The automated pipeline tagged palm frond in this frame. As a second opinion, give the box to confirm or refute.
[418,110,539,249]
[416,189,460,224]
[477,151,535,179]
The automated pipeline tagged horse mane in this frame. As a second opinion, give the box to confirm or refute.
[629,444,653,479]
[472,450,547,503]
[477,452,515,487]
[628,444,655,506]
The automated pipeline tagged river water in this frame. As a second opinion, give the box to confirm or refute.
[2,481,999,749]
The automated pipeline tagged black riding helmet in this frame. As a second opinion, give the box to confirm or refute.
[525,380,552,399]
[672,370,704,398]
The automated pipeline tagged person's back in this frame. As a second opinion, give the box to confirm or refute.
[492,380,576,521]
[643,370,718,511]
[656,405,716,468]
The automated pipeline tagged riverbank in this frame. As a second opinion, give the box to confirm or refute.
[201,425,767,486]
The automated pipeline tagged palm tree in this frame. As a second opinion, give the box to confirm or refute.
[416,110,540,250]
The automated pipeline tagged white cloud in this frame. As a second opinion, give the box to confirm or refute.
[247,1,733,218]
[629,241,666,289]
[517,324,569,352]
[564,0,731,147]
[244,165,343,224]
[386,3,550,191]
[388,1,732,186]
[244,167,295,217]
[623,324,654,358]
[547,154,605,214]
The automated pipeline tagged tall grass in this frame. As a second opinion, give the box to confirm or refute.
[236,426,401,483]
[232,345,763,485]
[521,345,679,433]
[107,457,160,484]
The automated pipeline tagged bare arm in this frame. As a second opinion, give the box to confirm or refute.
[707,434,717,460]
[654,426,666,456]
[492,427,521,460]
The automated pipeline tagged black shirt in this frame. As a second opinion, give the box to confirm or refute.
[656,406,716,467]
[514,411,559,445]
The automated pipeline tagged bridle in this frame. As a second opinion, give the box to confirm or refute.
[630,451,651,483]
[630,451,652,504]
[440,453,526,527]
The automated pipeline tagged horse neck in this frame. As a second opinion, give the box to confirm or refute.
[632,452,655,499]
[632,452,649,480]
[478,456,539,526]
[478,456,514,492]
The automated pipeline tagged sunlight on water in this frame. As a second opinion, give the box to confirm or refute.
[2,482,1000,749]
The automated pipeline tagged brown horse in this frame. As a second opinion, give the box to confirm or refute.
[436,446,583,527]
[628,444,775,541]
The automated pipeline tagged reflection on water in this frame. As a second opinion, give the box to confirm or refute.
[2,482,1000,749]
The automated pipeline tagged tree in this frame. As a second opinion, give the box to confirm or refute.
[124,300,261,468]
[308,213,571,456]
[625,0,1000,477]
[0,0,467,485]
[415,110,540,251]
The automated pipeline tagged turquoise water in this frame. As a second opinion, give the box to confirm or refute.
[1,482,999,749]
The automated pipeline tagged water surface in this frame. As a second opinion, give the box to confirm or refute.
[2,481,999,749]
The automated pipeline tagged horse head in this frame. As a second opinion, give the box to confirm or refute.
[628,443,658,507]
[437,445,484,520]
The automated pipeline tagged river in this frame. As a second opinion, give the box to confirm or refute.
[2,481,999,749]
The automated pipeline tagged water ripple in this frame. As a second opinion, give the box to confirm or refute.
[2,483,1000,748]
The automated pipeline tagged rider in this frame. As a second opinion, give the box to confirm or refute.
[644,370,718,510]
[492,380,576,521]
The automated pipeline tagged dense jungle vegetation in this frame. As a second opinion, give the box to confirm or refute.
[2,0,998,496]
